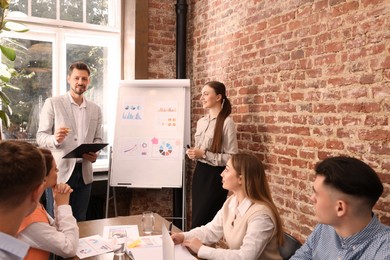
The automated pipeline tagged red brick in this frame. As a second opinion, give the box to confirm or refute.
[274,147,297,157]
[288,137,304,147]
[360,74,376,84]
[326,140,345,150]
[332,1,359,17]
[313,104,337,113]
[292,159,310,169]
[282,126,311,136]
[278,156,292,166]
[299,150,316,159]
[369,143,390,154]
[365,115,388,126]
[313,127,334,137]
[358,129,390,141]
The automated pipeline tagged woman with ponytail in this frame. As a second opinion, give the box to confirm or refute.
[187,81,238,228]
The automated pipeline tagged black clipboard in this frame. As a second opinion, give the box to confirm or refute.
[63,143,108,159]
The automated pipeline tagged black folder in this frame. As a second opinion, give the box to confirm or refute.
[63,143,108,158]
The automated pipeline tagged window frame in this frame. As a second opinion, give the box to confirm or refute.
[2,1,122,171]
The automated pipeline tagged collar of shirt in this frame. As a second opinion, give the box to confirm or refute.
[338,214,383,247]
[203,113,217,122]
[0,232,29,259]
[228,196,253,217]
[67,92,87,108]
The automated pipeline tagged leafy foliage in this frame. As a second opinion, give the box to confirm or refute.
[0,0,30,128]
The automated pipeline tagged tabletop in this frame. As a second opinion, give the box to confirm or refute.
[70,214,182,260]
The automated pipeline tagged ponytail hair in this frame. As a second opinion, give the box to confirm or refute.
[206,81,232,153]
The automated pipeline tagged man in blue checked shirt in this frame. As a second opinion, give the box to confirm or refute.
[291,156,390,260]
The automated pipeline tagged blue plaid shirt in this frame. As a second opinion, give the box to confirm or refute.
[291,214,390,260]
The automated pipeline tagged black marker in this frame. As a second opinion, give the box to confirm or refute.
[186,145,190,149]
[168,222,173,235]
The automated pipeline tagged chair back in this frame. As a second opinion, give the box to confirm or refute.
[278,232,302,260]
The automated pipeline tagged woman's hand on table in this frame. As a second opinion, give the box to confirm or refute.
[171,232,184,244]
[182,237,203,254]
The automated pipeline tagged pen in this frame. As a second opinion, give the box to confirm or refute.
[169,222,173,235]
[186,145,190,149]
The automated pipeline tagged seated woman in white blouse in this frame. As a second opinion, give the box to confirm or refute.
[17,148,78,259]
[172,153,284,260]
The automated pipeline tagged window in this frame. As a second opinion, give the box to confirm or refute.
[2,0,121,170]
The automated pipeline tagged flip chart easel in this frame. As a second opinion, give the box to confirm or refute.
[107,79,190,227]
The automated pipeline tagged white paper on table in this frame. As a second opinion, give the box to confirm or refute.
[129,226,196,260]
[130,245,196,260]
[175,244,198,260]
[76,235,113,259]
[102,225,139,240]
[136,235,163,247]
[162,224,174,260]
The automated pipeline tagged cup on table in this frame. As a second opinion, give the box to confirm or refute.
[111,230,127,256]
[142,211,155,235]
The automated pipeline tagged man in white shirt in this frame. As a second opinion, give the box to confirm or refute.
[37,61,103,221]
[0,141,46,259]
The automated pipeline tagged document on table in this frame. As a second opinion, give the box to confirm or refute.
[76,225,140,259]
[129,244,196,260]
[128,224,196,260]
[102,225,140,240]
[76,235,113,259]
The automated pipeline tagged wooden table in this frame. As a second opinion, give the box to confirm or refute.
[71,214,182,260]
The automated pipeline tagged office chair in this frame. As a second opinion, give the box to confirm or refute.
[279,232,302,260]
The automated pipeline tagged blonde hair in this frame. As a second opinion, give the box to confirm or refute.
[231,153,284,245]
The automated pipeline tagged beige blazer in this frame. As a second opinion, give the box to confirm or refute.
[37,93,103,184]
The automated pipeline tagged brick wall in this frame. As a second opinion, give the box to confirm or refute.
[148,1,177,79]
[186,0,390,241]
[141,0,390,241]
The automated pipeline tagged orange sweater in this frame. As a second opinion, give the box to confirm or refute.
[18,204,50,260]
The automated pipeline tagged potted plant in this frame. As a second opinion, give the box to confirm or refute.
[0,0,29,138]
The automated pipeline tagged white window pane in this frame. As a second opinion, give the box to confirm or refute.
[2,39,53,141]
[87,0,109,26]
[60,0,83,22]
[9,0,28,14]
[32,0,56,19]
[10,0,120,30]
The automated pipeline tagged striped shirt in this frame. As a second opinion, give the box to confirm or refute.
[291,214,390,260]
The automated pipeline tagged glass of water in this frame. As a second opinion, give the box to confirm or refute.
[142,211,155,235]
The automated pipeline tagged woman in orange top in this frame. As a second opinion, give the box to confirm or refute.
[18,148,79,259]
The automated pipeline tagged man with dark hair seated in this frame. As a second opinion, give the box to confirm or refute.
[0,141,46,259]
[291,156,390,260]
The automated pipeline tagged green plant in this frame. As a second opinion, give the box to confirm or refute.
[0,0,29,128]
